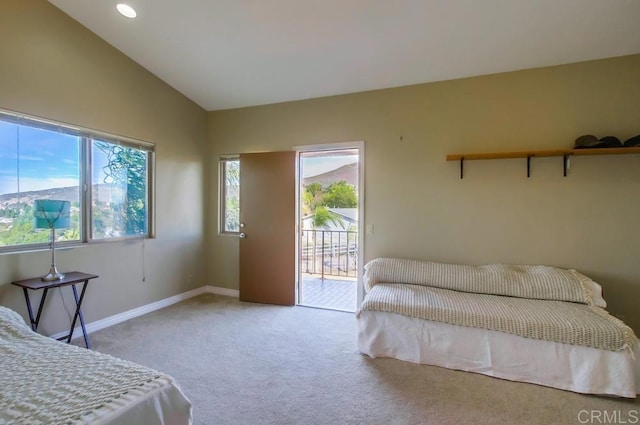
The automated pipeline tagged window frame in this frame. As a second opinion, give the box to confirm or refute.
[219,156,240,235]
[0,108,155,254]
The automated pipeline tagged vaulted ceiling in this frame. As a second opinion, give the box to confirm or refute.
[49,0,640,111]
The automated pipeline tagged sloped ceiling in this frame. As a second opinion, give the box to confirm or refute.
[49,0,640,111]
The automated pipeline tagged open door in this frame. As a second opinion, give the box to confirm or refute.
[297,147,360,312]
[239,151,296,305]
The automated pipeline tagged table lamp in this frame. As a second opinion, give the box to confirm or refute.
[34,199,70,281]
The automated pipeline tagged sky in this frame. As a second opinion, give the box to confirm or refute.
[0,117,356,195]
[0,121,110,196]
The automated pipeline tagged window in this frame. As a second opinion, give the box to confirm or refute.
[0,109,154,252]
[220,157,239,233]
[92,140,150,239]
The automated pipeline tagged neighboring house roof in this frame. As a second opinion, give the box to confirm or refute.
[301,208,358,231]
[328,208,357,224]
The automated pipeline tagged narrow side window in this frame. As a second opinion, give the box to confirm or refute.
[220,158,239,234]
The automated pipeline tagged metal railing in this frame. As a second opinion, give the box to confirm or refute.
[300,229,358,279]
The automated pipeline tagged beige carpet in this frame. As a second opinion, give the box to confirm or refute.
[84,294,640,425]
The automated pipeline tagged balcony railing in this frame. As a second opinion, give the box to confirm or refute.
[301,229,358,279]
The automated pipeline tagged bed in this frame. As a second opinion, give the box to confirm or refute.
[0,305,192,424]
[357,258,640,398]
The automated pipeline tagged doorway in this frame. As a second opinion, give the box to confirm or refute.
[297,144,363,312]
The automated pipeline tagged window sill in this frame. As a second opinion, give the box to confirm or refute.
[0,236,151,256]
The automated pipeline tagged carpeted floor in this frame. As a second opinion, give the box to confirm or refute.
[84,294,640,425]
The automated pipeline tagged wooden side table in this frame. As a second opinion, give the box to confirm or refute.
[11,271,99,348]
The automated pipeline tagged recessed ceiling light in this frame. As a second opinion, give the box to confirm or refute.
[116,3,137,19]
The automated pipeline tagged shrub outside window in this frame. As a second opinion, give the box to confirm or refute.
[92,139,149,239]
[0,109,154,252]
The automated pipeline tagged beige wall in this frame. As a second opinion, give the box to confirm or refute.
[208,55,640,332]
[0,1,208,335]
[2,0,638,337]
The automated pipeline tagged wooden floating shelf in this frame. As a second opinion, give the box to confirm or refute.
[446,147,640,178]
[446,147,640,161]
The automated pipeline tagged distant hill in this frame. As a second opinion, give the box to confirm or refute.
[0,186,79,208]
[303,163,358,187]
[0,184,120,209]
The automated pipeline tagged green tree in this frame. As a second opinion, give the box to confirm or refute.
[95,142,147,236]
[224,160,240,231]
[322,180,358,208]
[310,205,343,229]
[0,205,49,246]
[226,196,239,232]
[302,183,347,230]
[302,180,358,230]
[301,182,323,217]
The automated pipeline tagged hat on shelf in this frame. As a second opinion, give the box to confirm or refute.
[598,136,623,147]
[623,135,640,147]
[574,135,622,149]
[574,135,600,149]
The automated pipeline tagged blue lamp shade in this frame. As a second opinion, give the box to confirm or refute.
[33,200,71,229]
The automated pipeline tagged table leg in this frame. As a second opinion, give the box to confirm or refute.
[23,287,50,332]
[22,288,36,331]
[70,281,90,348]
[34,288,49,330]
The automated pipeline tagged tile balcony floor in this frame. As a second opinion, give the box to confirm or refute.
[299,274,357,312]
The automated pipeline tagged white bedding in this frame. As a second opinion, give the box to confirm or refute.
[0,306,192,424]
[85,375,191,425]
[358,309,640,398]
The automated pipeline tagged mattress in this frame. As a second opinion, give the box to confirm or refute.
[0,306,192,425]
[358,309,640,398]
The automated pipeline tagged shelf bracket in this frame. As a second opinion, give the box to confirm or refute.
[563,154,572,177]
[527,155,532,178]
[459,158,464,179]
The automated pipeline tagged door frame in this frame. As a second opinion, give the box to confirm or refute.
[294,141,365,309]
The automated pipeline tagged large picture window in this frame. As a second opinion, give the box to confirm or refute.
[0,110,154,252]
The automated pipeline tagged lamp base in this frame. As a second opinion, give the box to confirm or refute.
[41,266,65,281]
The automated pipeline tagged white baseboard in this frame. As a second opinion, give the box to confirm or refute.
[205,285,240,298]
[49,285,239,341]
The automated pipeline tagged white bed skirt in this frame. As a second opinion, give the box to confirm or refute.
[357,310,640,398]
